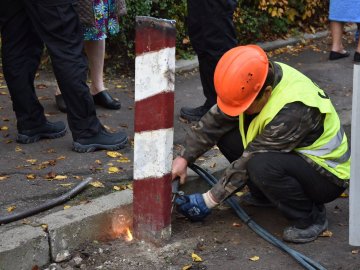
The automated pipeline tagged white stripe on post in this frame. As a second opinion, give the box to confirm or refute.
[133,16,176,243]
[350,63,360,246]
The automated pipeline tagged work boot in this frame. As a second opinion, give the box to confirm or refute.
[283,207,328,243]
[72,129,128,153]
[180,105,211,122]
[239,192,274,208]
[17,121,67,144]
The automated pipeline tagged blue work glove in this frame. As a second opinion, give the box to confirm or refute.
[175,193,211,221]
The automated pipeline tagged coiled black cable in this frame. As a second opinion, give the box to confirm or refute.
[189,163,327,270]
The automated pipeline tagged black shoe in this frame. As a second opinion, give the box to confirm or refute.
[239,192,274,208]
[329,50,350,60]
[55,94,67,113]
[72,129,128,153]
[180,105,211,122]
[93,90,121,110]
[283,219,328,243]
[354,51,360,62]
[17,121,67,144]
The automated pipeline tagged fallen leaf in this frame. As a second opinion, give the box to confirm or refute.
[116,157,130,163]
[113,186,121,191]
[232,222,241,227]
[63,205,71,210]
[182,265,192,270]
[0,175,9,181]
[320,230,333,237]
[340,192,349,198]
[7,205,16,212]
[191,253,202,262]
[352,249,359,254]
[26,159,37,164]
[45,171,56,179]
[57,156,66,160]
[54,175,67,180]
[36,84,48,89]
[90,181,105,188]
[26,174,36,180]
[107,151,122,158]
[0,126,8,131]
[249,256,260,261]
[95,159,102,164]
[41,224,48,230]
[5,139,13,144]
[210,163,216,168]
[59,183,73,187]
[108,167,120,174]
[126,184,133,190]
[38,96,50,100]
[74,176,82,180]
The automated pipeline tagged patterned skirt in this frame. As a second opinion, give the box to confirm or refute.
[83,0,120,41]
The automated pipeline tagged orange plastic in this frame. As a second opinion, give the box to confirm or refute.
[214,45,269,116]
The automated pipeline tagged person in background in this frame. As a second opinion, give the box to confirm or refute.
[328,0,360,62]
[55,0,125,112]
[0,0,128,152]
[172,45,350,243]
[179,0,238,122]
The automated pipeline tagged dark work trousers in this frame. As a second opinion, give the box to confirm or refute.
[1,0,102,140]
[187,0,238,108]
[217,128,345,228]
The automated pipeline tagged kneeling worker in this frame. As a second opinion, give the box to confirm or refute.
[171,45,350,243]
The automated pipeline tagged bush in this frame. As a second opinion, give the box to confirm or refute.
[107,0,330,60]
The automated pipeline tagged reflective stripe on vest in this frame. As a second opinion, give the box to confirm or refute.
[297,127,351,168]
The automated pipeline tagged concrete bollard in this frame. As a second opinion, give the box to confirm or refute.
[133,16,176,243]
[350,63,360,246]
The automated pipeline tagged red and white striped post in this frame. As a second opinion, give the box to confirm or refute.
[133,16,176,242]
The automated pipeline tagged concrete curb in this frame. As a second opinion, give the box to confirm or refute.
[0,190,132,269]
[1,26,357,268]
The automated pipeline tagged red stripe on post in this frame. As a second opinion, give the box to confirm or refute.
[133,174,172,239]
[134,92,174,133]
[136,16,176,55]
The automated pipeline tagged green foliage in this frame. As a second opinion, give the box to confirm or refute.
[107,0,330,59]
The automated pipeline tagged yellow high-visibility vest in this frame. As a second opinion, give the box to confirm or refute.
[239,62,350,180]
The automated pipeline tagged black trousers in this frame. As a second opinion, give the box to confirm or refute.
[217,128,345,227]
[1,0,102,140]
[187,0,238,108]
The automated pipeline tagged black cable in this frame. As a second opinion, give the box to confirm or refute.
[0,177,93,225]
[189,163,327,270]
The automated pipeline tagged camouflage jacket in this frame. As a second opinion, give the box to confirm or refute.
[181,92,349,203]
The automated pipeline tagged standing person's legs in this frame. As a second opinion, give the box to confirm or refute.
[181,0,238,122]
[85,40,121,109]
[23,1,102,140]
[329,21,350,60]
[1,8,66,143]
[22,1,127,151]
[246,152,345,243]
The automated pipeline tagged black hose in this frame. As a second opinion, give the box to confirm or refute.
[0,177,93,225]
[189,163,327,270]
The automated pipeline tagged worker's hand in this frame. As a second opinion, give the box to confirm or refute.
[171,156,188,184]
[175,193,211,221]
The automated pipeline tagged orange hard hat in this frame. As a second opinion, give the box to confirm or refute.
[214,45,269,116]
